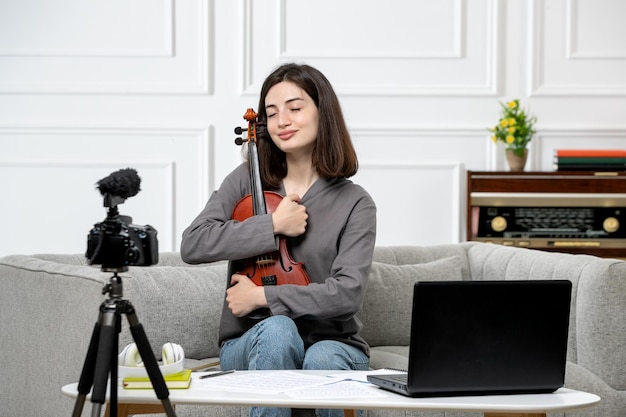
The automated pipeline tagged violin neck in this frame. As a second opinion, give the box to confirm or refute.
[248,141,267,216]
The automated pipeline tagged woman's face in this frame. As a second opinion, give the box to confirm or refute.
[264,81,319,157]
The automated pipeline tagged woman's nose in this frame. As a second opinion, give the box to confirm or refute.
[277,112,290,128]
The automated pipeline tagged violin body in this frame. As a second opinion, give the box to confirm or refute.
[231,191,310,287]
[229,109,310,319]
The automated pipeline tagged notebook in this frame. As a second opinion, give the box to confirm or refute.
[367,280,572,397]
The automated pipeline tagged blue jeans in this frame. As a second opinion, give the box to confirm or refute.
[220,315,369,417]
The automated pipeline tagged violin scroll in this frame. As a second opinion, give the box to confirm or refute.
[234,108,266,146]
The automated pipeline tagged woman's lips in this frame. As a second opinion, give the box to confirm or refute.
[278,130,296,140]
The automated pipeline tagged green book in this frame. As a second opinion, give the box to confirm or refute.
[122,368,192,389]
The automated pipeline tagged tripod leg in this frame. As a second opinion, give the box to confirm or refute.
[109,318,120,417]
[125,308,177,417]
[71,321,102,417]
[89,309,118,417]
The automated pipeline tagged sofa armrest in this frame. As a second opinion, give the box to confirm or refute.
[0,255,110,417]
[576,260,626,391]
[466,243,626,392]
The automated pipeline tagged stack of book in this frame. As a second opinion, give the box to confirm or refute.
[122,368,192,389]
[553,149,626,171]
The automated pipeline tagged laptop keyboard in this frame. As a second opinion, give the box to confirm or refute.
[386,374,408,384]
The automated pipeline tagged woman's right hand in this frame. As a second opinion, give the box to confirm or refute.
[272,193,308,237]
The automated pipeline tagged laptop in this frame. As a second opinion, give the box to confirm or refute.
[367,280,572,397]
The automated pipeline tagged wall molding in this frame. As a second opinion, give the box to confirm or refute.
[528,0,626,96]
[241,0,501,97]
[278,0,464,59]
[0,0,210,95]
[565,0,626,59]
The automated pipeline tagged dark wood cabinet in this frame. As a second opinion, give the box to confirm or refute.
[466,171,626,258]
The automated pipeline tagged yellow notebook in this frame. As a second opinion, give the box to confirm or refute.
[122,369,192,389]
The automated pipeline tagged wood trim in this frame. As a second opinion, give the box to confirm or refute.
[104,403,171,417]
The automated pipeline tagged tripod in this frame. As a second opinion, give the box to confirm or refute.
[71,267,177,417]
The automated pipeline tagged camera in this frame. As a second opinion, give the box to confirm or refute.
[86,168,158,269]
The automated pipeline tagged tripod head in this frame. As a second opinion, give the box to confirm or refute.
[101,268,127,301]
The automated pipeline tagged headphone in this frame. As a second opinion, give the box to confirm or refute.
[118,342,184,367]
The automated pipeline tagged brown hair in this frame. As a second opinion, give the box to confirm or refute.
[255,63,358,189]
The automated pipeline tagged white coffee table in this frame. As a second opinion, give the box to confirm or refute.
[62,370,600,417]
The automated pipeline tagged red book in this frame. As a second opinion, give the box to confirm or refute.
[555,149,626,158]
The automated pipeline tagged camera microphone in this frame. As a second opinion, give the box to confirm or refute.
[87,167,158,268]
[97,168,141,199]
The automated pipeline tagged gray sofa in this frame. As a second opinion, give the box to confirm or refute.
[1,242,625,417]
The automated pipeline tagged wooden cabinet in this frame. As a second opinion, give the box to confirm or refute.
[466,171,626,258]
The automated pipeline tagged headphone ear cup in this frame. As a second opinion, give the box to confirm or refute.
[120,343,143,367]
[162,342,174,365]
[162,342,184,365]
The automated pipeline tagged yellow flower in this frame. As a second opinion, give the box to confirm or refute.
[488,99,536,150]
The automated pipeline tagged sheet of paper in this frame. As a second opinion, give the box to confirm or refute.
[196,371,334,394]
[326,368,407,383]
[284,380,387,399]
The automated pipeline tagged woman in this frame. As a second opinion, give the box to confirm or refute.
[181,63,376,417]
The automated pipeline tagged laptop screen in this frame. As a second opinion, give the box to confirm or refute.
[405,280,572,396]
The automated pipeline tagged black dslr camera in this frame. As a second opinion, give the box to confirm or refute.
[86,168,158,269]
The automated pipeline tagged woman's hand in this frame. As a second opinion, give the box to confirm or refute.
[271,193,308,237]
[226,274,268,317]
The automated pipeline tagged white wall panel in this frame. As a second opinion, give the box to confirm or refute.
[0,126,212,256]
[241,0,500,96]
[281,1,462,58]
[529,0,626,96]
[0,0,210,94]
[0,0,173,57]
[566,0,626,59]
[353,163,463,246]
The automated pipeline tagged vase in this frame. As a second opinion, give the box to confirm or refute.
[505,149,528,171]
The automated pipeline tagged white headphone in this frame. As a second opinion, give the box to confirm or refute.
[118,342,184,367]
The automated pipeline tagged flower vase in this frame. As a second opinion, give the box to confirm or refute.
[505,149,528,171]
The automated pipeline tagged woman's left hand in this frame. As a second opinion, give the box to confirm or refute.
[226,273,268,317]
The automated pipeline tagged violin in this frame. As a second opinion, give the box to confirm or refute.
[229,108,310,317]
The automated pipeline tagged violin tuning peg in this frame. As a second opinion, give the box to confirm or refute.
[234,137,244,146]
[234,126,245,135]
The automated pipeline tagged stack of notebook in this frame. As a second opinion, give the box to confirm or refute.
[553,149,626,171]
[122,369,192,389]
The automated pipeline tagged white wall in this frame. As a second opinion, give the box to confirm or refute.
[1,0,625,257]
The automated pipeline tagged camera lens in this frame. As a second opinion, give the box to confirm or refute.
[125,247,140,263]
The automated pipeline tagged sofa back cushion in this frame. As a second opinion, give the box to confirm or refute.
[358,256,466,347]
[118,262,228,360]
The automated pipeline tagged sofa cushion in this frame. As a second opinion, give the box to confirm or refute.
[118,263,228,360]
[358,256,465,347]
[369,346,410,370]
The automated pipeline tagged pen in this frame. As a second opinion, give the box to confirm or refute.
[199,369,235,379]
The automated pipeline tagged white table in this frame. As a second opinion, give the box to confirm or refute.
[62,370,600,417]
